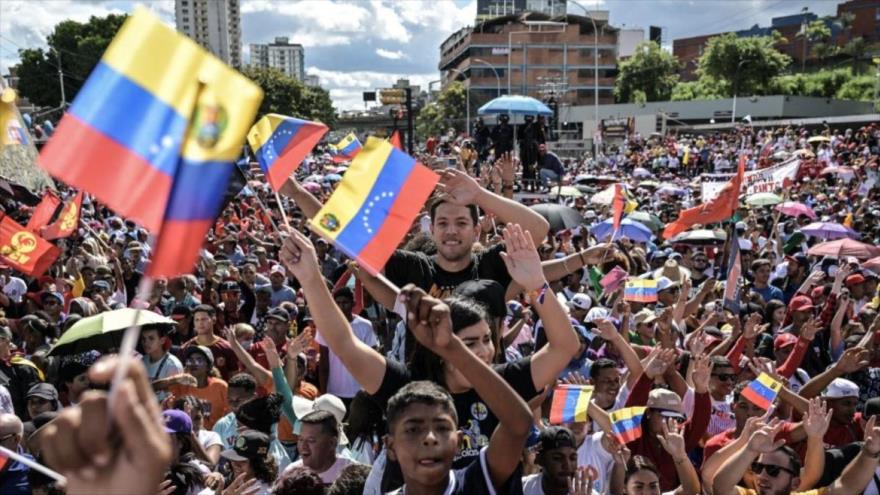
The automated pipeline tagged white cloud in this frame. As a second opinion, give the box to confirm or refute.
[375,48,406,60]
[307,67,438,110]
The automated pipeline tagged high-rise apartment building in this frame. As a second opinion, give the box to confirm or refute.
[249,37,305,81]
[476,0,567,21]
[175,0,242,67]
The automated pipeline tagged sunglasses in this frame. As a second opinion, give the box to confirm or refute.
[712,373,737,382]
[751,462,794,477]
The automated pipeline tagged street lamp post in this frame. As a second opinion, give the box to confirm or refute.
[731,59,750,123]
[472,58,501,97]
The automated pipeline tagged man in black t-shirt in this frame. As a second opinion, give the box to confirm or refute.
[385,168,549,299]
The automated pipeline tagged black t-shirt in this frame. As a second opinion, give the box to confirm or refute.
[372,356,538,469]
[388,447,523,495]
[384,245,512,300]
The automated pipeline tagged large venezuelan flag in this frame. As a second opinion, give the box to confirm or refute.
[549,384,593,424]
[310,137,438,276]
[39,9,262,277]
[247,114,327,190]
[610,406,647,443]
[741,372,782,410]
[330,133,362,163]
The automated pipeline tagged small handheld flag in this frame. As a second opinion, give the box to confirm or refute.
[330,133,362,163]
[600,266,629,293]
[722,229,742,313]
[0,88,29,147]
[247,114,328,190]
[663,155,745,239]
[25,190,62,233]
[549,384,594,424]
[741,372,782,410]
[612,184,625,233]
[624,279,658,303]
[610,406,647,443]
[310,137,438,276]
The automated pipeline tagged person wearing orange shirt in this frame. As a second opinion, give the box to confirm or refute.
[155,345,230,429]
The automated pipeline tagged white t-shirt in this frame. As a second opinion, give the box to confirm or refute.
[198,429,223,451]
[682,388,734,437]
[143,352,184,401]
[522,473,601,495]
[317,315,377,399]
[577,432,614,494]
[286,456,359,485]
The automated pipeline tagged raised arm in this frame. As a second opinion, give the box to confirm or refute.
[223,326,271,386]
[402,286,532,490]
[499,223,579,390]
[701,417,759,494]
[592,318,643,388]
[280,229,387,394]
[439,169,549,242]
[657,419,701,495]
[279,177,323,219]
[799,398,832,491]
[827,415,880,495]
[798,346,869,400]
[712,421,786,495]
[539,243,616,284]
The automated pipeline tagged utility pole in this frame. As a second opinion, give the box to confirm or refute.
[54,48,66,107]
[405,87,414,155]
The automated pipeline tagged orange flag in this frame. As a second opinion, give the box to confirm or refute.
[663,155,745,239]
[0,215,60,276]
[25,190,62,233]
[43,191,83,240]
[612,183,625,233]
[389,130,402,150]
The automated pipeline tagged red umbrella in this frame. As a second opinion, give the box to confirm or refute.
[807,239,880,259]
[774,201,817,220]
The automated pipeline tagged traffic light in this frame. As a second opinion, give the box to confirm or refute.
[379,88,406,105]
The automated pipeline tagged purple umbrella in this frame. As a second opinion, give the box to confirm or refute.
[800,221,860,240]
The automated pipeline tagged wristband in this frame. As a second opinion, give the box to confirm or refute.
[527,282,550,304]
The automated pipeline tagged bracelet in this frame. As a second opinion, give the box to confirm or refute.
[527,282,550,304]
[863,447,880,459]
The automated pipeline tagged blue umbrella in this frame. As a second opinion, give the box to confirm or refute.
[477,95,552,116]
[590,218,653,243]
[324,173,342,183]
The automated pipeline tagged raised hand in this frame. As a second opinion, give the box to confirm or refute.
[401,284,454,355]
[747,419,786,454]
[803,398,833,439]
[657,418,688,461]
[834,346,871,374]
[496,151,516,183]
[262,337,282,370]
[593,318,620,341]
[805,270,825,286]
[644,347,677,379]
[863,416,880,456]
[800,318,822,341]
[287,329,313,359]
[692,353,714,394]
[174,373,198,387]
[279,229,320,284]
[559,371,590,387]
[499,223,547,293]
[438,168,482,206]
[220,472,261,495]
[742,313,763,340]
[568,466,596,495]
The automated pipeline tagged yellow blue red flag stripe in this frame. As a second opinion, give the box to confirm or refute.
[39,9,262,277]
[247,114,327,190]
[610,406,647,443]
[624,279,658,303]
[741,372,782,410]
[331,133,362,163]
[549,385,593,424]
[310,137,438,276]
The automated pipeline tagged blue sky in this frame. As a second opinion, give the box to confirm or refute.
[0,0,840,110]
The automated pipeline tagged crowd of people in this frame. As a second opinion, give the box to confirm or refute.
[0,119,878,495]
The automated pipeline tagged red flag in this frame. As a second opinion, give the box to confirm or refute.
[332,267,364,315]
[25,190,62,233]
[663,155,745,239]
[0,215,60,276]
[389,130,402,150]
[611,183,625,233]
[43,191,83,240]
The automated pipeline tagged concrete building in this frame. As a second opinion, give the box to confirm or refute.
[249,37,305,81]
[304,74,321,88]
[673,0,880,81]
[617,28,645,59]
[439,11,619,117]
[476,0,567,21]
[175,0,241,67]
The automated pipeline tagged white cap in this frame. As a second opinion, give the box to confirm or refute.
[568,293,592,311]
[655,276,679,292]
[822,378,859,399]
[738,238,753,251]
[585,307,610,323]
[293,394,349,445]
[270,264,286,276]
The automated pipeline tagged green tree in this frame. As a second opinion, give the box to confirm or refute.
[841,37,869,73]
[835,73,875,102]
[697,32,791,97]
[16,14,128,107]
[670,77,727,101]
[770,67,854,97]
[614,41,680,103]
[242,67,336,126]
[415,81,466,137]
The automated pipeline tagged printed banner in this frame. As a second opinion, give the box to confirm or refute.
[701,158,800,201]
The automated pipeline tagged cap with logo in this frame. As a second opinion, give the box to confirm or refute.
[162,409,193,434]
[822,378,859,399]
[220,430,271,462]
[567,293,592,312]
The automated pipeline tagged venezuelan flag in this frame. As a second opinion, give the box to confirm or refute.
[331,133,362,163]
[247,114,327,190]
[0,88,29,146]
[310,137,438,276]
[624,279,658,303]
[610,406,647,443]
[741,372,782,410]
[549,385,593,424]
[39,9,262,277]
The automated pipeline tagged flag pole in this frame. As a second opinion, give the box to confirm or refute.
[0,445,66,484]
[274,191,291,228]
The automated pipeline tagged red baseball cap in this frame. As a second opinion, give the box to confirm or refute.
[774,333,799,350]
[810,286,825,300]
[789,295,814,313]
[845,274,866,287]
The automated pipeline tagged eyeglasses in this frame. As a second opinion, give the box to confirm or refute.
[751,462,794,477]
[712,374,737,382]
